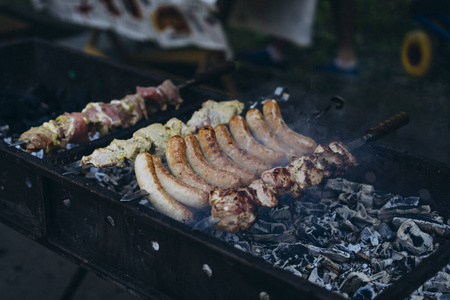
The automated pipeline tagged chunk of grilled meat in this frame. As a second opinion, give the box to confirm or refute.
[210,187,258,233]
[81,118,195,168]
[186,100,245,130]
[314,141,358,178]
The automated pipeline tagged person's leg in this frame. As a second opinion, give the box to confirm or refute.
[333,0,357,68]
[314,0,358,75]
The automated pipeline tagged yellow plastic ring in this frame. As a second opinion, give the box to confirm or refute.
[401,30,432,77]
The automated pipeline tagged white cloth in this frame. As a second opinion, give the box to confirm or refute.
[34,0,230,52]
[227,0,317,47]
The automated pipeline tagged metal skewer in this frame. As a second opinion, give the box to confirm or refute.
[192,216,220,231]
[120,189,149,202]
[62,163,94,175]
[9,139,30,147]
[346,111,409,151]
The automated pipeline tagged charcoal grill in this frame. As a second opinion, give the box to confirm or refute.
[1,39,450,300]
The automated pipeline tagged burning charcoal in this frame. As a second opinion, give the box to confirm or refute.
[296,201,327,215]
[308,267,326,287]
[377,195,424,222]
[269,205,292,221]
[339,272,370,295]
[253,230,297,244]
[338,192,358,205]
[357,192,374,209]
[284,265,303,277]
[354,203,381,227]
[234,241,251,253]
[250,220,272,234]
[378,205,431,223]
[375,223,394,241]
[422,271,450,293]
[360,227,380,246]
[371,258,382,273]
[341,220,360,233]
[341,243,361,254]
[321,256,341,274]
[353,284,375,300]
[373,242,392,259]
[325,178,368,193]
[394,219,434,256]
[382,195,420,210]
[272,243,309,266]
[306,245,351,263]
[355,252,371,263]
[372,192,394,207]
[336,206,357,221]
[369,271,391,284]
[392,217,450,238]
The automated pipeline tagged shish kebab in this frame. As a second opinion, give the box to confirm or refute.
[62,99,245,175]
[205,110,410,233]
[133,99,408,232]
[14,61,235,154]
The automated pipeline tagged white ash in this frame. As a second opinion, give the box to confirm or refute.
[207,178,449,300]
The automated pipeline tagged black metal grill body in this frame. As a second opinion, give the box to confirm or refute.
[1,39,449,300]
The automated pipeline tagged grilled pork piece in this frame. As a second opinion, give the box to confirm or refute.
[186,100,245,130]
[19,80,181,153]
[210,187,258,233]
[81,118,194,168]
[210,142,357,232]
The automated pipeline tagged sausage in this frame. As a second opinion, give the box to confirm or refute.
[184,135,242,189]
[246,108,301,160]
[214,124,271,176]
[165,135,215,193]
[263,99,316,154]
[229,115,285,166]
[135,152,193,224]
[152,155,209,209]
[197,126,257,186]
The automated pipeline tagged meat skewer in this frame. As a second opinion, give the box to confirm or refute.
[63,99,245,175]
[199,112,409,233]
[15,61,235,154]
[18,81,180,154]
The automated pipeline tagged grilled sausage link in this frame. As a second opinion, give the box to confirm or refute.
[166,135,215,193]
[263,99,316,154]
[214,124,271,176]
[197,126,257,186]
[184,135,241,189]
[246,108,300,160]
[229,115,285,166]
[135,152,193,224]
[152,155,209,209]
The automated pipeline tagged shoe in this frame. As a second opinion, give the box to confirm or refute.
[313,60,359,76]
[237,48,287,70]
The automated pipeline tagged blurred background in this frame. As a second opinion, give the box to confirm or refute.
[1,0,449,299]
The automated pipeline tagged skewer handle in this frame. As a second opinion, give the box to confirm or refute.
[178,61,236,90]
[365,111,410,142]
